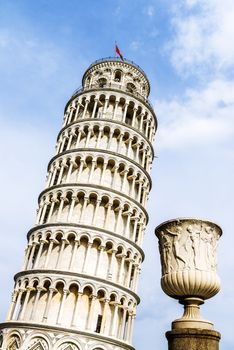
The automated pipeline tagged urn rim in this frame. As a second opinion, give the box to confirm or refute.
[155,217,222,238]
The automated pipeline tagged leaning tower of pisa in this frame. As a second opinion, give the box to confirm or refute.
[0,58,157,350]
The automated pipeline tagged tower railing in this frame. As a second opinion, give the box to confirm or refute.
[71,83,154,111]
[86,57,148,77]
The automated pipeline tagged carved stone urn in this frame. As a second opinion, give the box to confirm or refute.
[155,218,222,329]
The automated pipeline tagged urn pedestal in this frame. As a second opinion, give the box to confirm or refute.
[166,329,221,350]
[155,218,222,350]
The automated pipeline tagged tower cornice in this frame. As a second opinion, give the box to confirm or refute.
[37,183,149,221]
[14,270,141,304]
[0,322,135,350]
[57,118,155,156]
[65,86,157,125]
[26,223,145,259]
[48,148,152,189]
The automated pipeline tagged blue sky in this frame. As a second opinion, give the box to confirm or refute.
[0,1,234,349]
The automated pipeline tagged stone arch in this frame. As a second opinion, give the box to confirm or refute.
[62,232,77,270]
[6,333,21,350]
[58,343,79,350]
[92,288,107,333]
[65,230,77,241]
[26,334,50,350]
[54,337,81,350]
[114,69,122,82]
[98,77,107,88]
[41,277,52,288]
[62,282,79,326]
[47,280,65,324]
[22,278,29,288]
[79,284,95,329]
[75,234,89,272]
[93,156,104,184]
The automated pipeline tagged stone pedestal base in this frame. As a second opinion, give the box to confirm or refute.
[166,328,220,350]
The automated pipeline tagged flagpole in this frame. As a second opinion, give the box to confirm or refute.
[114,41,117,58]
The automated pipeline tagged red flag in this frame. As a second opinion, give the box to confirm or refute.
[115,45,124,60]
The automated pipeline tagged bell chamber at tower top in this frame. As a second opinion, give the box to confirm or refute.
[83,58,150,96]
[63,57,157,145]
[71,57,153,103]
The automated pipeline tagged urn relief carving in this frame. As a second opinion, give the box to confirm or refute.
[155,218,222,329]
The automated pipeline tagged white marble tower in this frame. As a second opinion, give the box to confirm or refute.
[0,57,157,350]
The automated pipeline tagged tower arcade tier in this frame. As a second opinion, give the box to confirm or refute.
[0,58,157,350]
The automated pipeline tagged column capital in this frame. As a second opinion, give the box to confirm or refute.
[109,300,120,306]
[60,196,69,204]
[120,169,129,175]
[103,298,110,303]
[122,210,133,216]
[70,130,77,136]
[111,164,119,172]
[50,237,59,244]
[90,294,97,300]
[116,252,126,258]
[105,201,113,208]
[61,238,69,244]
[51,197,58,203]
[129,173,137,180]
[115,205,124,212]
[131,215,140,221]
[40,239,48,244]
[18,288,25,294]
[54,163,60,170]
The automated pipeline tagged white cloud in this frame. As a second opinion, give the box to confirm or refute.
[114,5,121,16]
[0,27,63,79]
[145,5,155,18]
[155,79,234,150]
[130,40,140,51]
[148,28,159,38]
[167,0,234,76]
